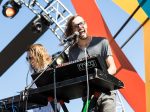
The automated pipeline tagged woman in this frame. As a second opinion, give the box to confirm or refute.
[26,44,60,112]
[26,44,52,73]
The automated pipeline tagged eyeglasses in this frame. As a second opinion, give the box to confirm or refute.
[73,21,85,28]
[26,56,33,61]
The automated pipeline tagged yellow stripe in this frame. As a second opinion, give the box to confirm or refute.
[144,20,150,112]
[112,0,147,23]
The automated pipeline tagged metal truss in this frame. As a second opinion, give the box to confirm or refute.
[116,90,126,112]
[14,0,73,42]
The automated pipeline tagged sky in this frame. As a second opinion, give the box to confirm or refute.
[0,0,145,112]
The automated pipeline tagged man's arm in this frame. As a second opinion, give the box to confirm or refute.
[106,55,116,75]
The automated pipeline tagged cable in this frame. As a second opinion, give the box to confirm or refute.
[2,101,7,111]
[96,0,146,40]
[18,93,22,112]
[113,0,146,39]
[11,96,16,112]
[26,69,30,86]
[84,48,90,112]
[53,68,57,112]
[121,17,149,49]
[0,101,3,112]
[25,95,28,112]
[22,90,29,112]
[24,67,31,111]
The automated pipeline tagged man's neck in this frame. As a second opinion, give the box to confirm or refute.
[78,36,92,48]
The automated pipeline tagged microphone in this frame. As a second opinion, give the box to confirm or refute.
[60,32,79,46]
[64,31,79,42]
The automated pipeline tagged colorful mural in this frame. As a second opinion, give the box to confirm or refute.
[112,1,150,112]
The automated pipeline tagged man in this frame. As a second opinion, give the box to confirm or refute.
[65,15,117,112]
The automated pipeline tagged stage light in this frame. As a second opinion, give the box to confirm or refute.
[2,1,21,18]
[32,16,43,33]
[52,51,69,66]
[31,15,50,33]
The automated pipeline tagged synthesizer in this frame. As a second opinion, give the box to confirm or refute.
[0,56,124,111]
[31,55,110,87]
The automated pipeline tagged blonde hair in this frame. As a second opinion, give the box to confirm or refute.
[27,44,52,72]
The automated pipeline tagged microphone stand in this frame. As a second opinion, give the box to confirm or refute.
[23,40,76,112]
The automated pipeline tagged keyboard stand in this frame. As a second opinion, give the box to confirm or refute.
[59,100,69,112]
